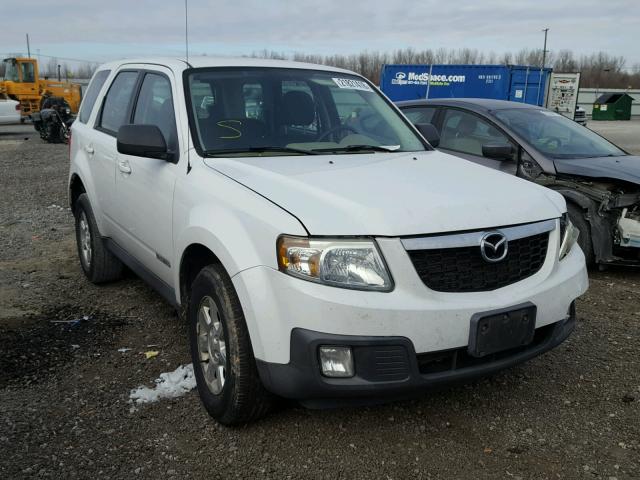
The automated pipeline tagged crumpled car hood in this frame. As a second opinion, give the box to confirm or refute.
[554,155,640,185]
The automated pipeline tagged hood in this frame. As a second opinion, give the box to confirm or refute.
[204,151,564,236]
[554,155,640,185]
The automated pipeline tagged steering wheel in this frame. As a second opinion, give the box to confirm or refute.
[317,125,359,142]
[538,136,563,150]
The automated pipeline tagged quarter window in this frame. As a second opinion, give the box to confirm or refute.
[99,71,138,134]
[133,73,177,152]
[78,70,110,124]
[440,109,513,157]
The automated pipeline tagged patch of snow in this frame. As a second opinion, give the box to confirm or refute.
[129,364,196,404]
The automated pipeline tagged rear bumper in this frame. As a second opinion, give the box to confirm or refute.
[256,305,576,407]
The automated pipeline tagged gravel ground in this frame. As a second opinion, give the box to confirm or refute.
[1,123,639,479]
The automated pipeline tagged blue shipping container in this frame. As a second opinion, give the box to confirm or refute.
[379,64,552,106]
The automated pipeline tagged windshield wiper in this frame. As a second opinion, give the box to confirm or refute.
[203,146,319,157]
[311,144,401,153]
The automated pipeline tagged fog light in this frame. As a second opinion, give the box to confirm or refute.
[319,346,354,378]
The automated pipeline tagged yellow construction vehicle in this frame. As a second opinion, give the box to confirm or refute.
[0,57,82,121]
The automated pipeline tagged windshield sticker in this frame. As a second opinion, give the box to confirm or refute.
[332,78,373,92]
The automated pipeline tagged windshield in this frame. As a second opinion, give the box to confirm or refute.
[494,108,625,159]
[3,59,20,82]
[185,67,427,156]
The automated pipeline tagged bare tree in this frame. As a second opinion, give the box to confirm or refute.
[247,48,640,87]
[44,57,59,78]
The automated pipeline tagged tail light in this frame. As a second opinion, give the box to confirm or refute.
[15,103,21,111]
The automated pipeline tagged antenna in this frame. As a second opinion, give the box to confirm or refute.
[185,0,189,63]
[184,0,192,174]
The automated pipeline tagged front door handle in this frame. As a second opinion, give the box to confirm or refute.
[118,160,131,174]
[85,145,94,155]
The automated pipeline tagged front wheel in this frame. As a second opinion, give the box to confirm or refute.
[188,264,272,425]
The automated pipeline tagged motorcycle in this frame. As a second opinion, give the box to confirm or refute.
[31,96,74,144]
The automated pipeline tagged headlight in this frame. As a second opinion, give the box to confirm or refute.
[559,213,579,260]
[277,235,393,291]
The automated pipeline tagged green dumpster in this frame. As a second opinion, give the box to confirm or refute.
[592,93,634,120]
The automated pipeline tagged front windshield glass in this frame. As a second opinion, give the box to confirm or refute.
[494,108,625,159]
[186,68,427,156]
[3,59,20,82]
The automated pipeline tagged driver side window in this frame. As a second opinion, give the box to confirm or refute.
[132,73,178,153]
[440,109,513,157]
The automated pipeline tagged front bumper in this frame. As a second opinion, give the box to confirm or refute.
[233,234,587,362]
[232,232,587,403]
[256,306,575,405]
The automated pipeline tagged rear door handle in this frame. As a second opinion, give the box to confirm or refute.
[85,145,94,155]
[118,160,131,174]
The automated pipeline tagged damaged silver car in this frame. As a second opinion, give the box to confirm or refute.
[398,98,640,266]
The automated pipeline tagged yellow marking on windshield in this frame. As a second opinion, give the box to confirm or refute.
[217,120,242,139]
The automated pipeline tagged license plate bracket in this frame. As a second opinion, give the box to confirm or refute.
[468,303,537,358]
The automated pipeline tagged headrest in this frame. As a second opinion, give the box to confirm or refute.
[458,116,477,133]
[281,91,315,126]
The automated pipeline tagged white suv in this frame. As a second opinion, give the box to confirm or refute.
[69,57,588,424]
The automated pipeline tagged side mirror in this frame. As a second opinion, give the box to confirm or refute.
[414,123,440,148]
[482,143,514,161]
[117,124,171,161]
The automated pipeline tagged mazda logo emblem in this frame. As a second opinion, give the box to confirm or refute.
[480,232,508,263]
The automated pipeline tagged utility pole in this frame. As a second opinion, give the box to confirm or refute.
[26,33,31,58]
[541,28,549,68]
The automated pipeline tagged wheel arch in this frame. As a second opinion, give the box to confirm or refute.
[69,173,86,213]
[178,242,222,311]
[177,239,268,363]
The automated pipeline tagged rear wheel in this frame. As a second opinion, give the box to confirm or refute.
[188,264,272,425]
[74,194,123,283]
[567,203,594,266]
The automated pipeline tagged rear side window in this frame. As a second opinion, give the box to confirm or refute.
[133,73,177,152]
[99,71,138,134]
[78,70,110,124]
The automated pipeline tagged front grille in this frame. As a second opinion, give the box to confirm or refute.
[407,232,549,292]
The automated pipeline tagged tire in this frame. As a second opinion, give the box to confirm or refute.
[74,193,123,283]
[188,264,272,425]
[567,203,595,266]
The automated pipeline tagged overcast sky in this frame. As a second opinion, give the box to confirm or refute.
[1,0,639,68]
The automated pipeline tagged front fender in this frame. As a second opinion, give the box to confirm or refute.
[172,168,308,304]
